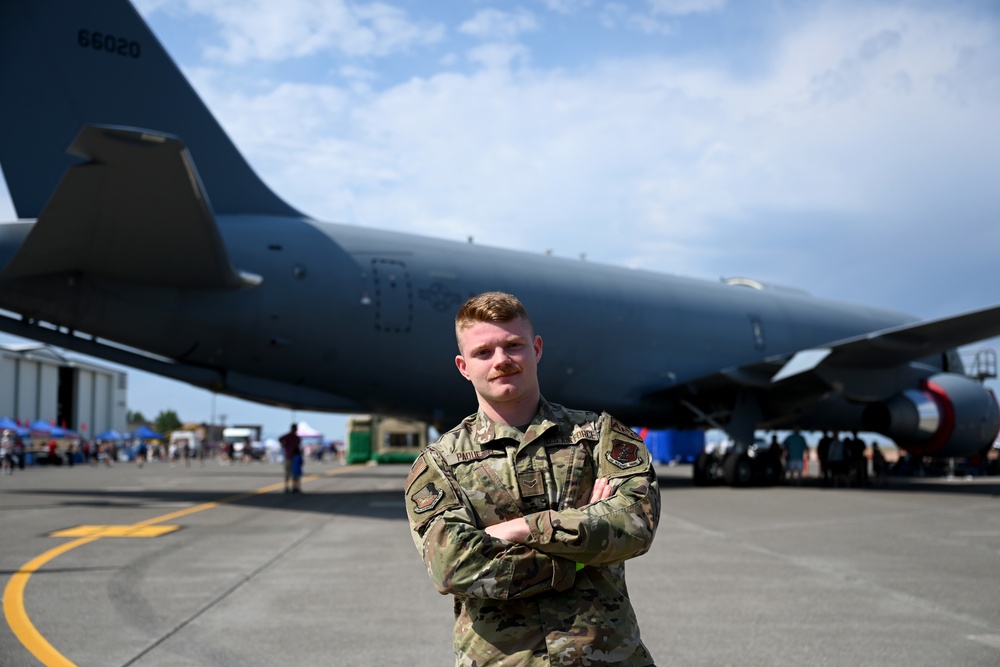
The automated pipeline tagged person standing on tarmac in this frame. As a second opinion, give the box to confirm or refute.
[782,429,808,484]
[279,424,303,494]
[847,432,868,487]
[1,430,13,475]
[405,291,660,667]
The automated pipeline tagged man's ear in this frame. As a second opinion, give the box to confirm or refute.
[534,335,543,363]
[455,354,470,380]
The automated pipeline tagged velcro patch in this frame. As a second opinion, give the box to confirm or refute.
[444,449,504,466]
[518,470,545,497]
[544,429,598,446]
[606,439,643,469]
[405,456,428,492]
[410,482,445,514]
[610,419,643,443]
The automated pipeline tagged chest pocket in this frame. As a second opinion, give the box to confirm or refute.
[449,454,524,527]
[544,440,596,511]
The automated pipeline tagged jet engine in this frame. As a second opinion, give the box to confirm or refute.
[862,373,1000,457]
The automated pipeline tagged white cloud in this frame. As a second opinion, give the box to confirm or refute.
[459,8,540,41]
[536,0,593,14]
[466,42,534,70]
[176,0,444,63]
[600,3,675,35]
[251,3,992,314]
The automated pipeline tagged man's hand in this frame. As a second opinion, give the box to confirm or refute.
[589,477,612,504]
[484,478,613,544]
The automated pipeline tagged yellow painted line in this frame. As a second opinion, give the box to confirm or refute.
[3,464,362,667]
[4,535,102,667]
[49,525,181,538]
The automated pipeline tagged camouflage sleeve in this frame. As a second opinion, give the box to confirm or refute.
[521,414,660,566]
[405,448,577,600]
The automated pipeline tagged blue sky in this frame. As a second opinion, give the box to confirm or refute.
[1,0,999,440]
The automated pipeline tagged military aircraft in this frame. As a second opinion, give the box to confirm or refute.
[1,0,998,485]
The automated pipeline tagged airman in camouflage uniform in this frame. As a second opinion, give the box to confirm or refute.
[405,292,659,666]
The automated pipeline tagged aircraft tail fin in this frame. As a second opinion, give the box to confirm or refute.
[2,125,261,290]
[0,0,299,219]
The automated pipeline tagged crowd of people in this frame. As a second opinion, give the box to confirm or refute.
[776,429,999,485]
[0,429,142,471]
[0,427,347,476]
[771,430,890,487]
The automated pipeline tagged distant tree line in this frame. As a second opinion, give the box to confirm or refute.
[126,409,183,435]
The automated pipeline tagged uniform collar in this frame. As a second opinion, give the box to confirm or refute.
[471,397,562,446]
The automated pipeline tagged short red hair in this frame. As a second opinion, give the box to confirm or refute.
[455,292,534,346]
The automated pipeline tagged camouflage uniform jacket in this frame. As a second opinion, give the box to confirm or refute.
[405,399,660,666]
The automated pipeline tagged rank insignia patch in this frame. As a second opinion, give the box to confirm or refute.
[607,439,642,469]
[518,470,545,497]
[411,482,445,514]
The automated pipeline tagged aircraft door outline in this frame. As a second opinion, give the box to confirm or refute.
[369,258,413,334]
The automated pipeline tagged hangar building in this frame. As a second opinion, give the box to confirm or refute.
[0,343,127,438]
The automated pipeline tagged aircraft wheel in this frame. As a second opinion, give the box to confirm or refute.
[693,452,715,486]
[723,454,753,487]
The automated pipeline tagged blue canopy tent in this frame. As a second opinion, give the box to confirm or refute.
[131,425,164,440]
[95,429,124,441]
[0,417,29,437]
[29,419,52,433]
[50,426,78,438]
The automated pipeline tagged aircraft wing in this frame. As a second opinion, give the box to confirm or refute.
[656,304,1000,417]
[0,125,260,290]
[771,304,1000,379]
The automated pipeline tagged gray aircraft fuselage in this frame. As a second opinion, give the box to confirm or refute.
[0,214,915,428]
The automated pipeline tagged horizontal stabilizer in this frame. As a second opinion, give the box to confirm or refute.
[1,125,259,290]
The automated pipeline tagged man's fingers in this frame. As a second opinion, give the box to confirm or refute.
[589,477,612,504]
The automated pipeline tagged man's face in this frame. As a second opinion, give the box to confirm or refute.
[455,317,543,409]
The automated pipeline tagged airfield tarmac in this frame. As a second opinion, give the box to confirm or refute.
[1,459,999,667]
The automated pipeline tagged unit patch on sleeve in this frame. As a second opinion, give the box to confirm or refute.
[606,439,643,470]
[411,482,446,514]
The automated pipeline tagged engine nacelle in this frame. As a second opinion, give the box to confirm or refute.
[862,373,1000,457]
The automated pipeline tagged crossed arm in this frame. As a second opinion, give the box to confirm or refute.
[484,477,612,542]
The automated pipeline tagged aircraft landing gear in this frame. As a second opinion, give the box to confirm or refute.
[723,452,754,486]
[692,440,784,487]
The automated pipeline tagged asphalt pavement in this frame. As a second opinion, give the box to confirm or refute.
[2,457,999,666]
